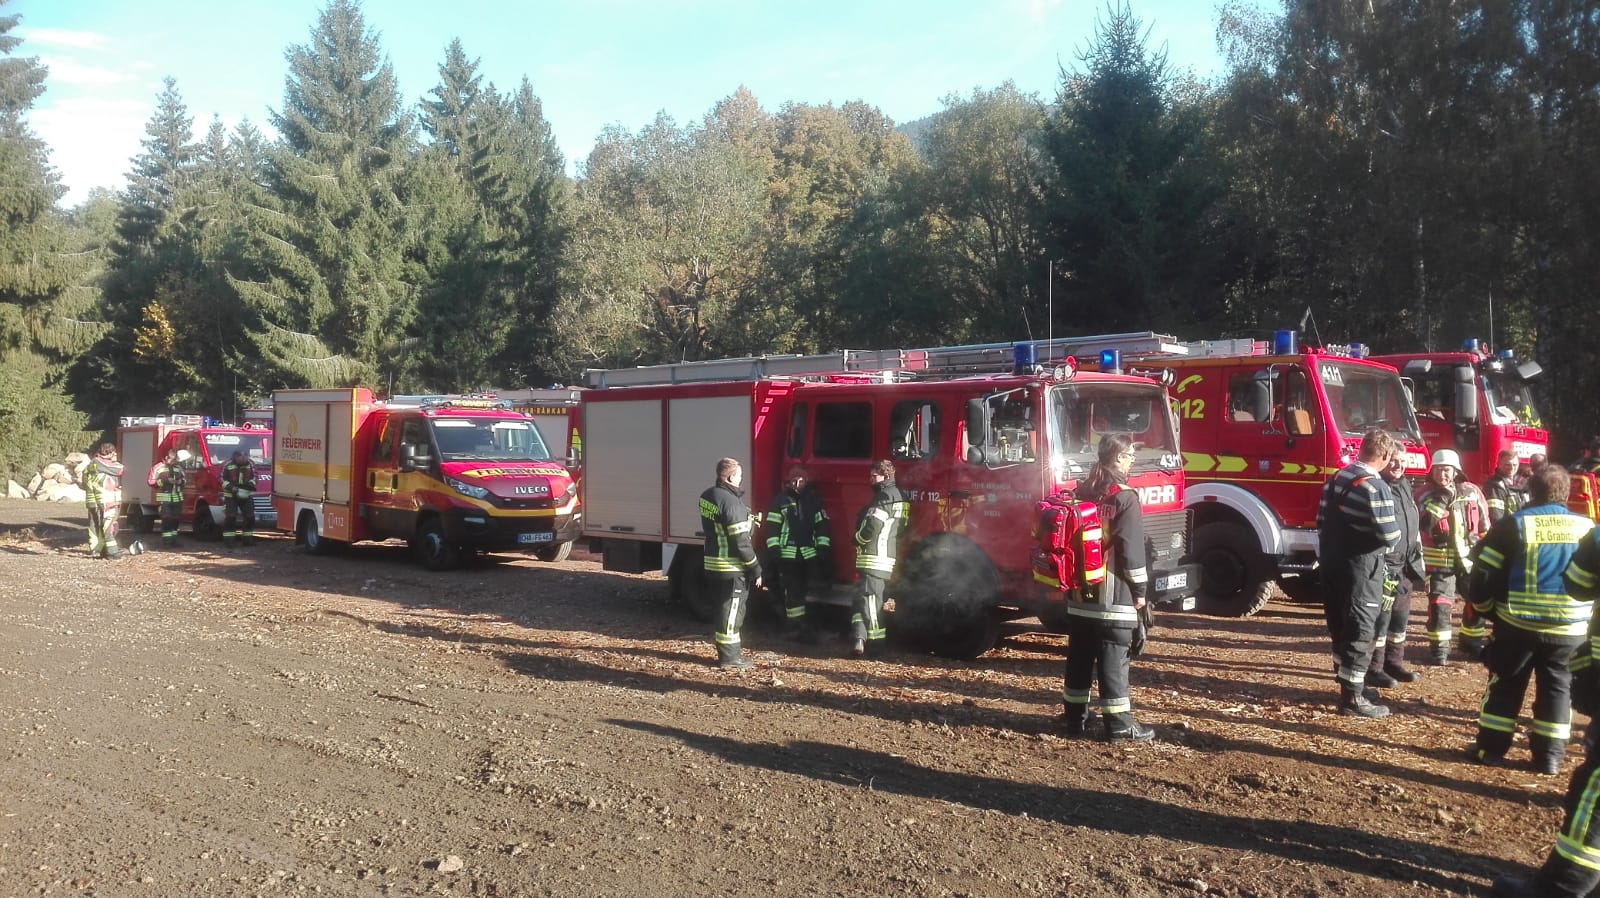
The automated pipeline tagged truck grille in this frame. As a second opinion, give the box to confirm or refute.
[253,495,276,523]
[1143,509,1190,566]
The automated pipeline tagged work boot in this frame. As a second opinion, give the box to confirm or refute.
[1338,686,1391,718]
[1427,643,1451,666]
[715,641,750,670]
[1534,756,1563,776]
[1104,714,1156,743]
[1490,873,1573,898]
[243,535,256,547]
[1384,646,1418,682]
[1460,636,1484,660]
[1056,711,1088,738]
[1366,645,1397,688]
[849,637,865,658]
[1467,744,1507,767]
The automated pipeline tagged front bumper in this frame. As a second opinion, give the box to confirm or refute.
[1150,561,1202,610]
[442,507,583,550]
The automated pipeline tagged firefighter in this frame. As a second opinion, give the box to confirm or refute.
[1317,428,1401,718]
[849,459,908,658]
[1574,437,1600,474]
[1060,433,1155,741]
[699,457,762,670]
[1420,449,1485,663]
[1467,465,1591,775]
[150,448,186,548]
[82,442,126,559]
[1491,523,1600,897]
[1369,448,1424,687]
[764,466,831,643]
[1485,449,1523,524]
[220,449,257,547]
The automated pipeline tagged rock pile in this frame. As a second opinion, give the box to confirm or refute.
[6,452,91,503]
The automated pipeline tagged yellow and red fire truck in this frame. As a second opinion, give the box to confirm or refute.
[118,414,276,539]
[270,389,581,569]
[1083,331,1431,616]
[579,333,1201,659]
[498,387,583,486]
[1371,339,1547,485]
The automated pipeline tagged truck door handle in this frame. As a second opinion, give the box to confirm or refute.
[949,490,971,500]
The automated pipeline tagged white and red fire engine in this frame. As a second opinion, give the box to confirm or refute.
[270,389,581,569]
[579,333,1201,659]
[1082,331,1432,615]
[118,414,276,539]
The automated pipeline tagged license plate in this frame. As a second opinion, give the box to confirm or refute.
[1155,572,1188,592]
[517,532,555,545]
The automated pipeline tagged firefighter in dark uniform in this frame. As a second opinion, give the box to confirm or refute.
[1317,428,1402,718]
[849,459,908,658]
[700,457,763,670]
[764,466,831,643]
[1060,433,1154,742]
[1369,449,1424,687]
[1468,466,1591,774]
[151,449,186,548]
[1420,449,1485,663]
[1485,449,1524,523]
[1492,523,1600,897]
[221,449,257,547]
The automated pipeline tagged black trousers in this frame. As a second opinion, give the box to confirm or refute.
[1476,624,1581,763]
[1063,618,1135,724]
[850,572,887,644]
[159,500,182,542]
[1529,722,1600,897]
[1324,550,1386,689]
[709,574,748,663]
[774,558,811,623]
[223,494,255,539]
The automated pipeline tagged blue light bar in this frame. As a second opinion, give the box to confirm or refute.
[1273,329,1298,355]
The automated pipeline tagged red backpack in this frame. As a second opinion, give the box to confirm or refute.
[1030,492,1107,593]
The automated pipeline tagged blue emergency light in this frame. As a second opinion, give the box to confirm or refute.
[1273,329,1298,355]
[1349,342,1368,358]
[1012,342,1036,375]
[1099,349,1121,375]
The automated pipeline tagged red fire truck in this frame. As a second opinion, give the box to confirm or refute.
[580,333,1201,659]
[498,387,583,483]
[118,414,276,539]
[1371,339,1547,485]
[270,389,582,569]
[1085,331,1431,616]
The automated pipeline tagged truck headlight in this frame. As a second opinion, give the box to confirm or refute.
[562,482,577,501]
[446,477,490,500]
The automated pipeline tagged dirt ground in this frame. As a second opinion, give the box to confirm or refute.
[0,497,1578,898]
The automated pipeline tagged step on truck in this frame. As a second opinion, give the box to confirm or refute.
[270,389,582,569]
[117,414,277,540]
[1084,331,1431,615]
[579,333,1201,659]
[1371,339,1547,486]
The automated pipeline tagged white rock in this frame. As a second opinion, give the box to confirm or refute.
[436,855,464,873]
[40,463,65,483]
[6,480,28,499]
[25,473,43,495]
[64,451,89,467]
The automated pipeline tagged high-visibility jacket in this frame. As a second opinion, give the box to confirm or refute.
[221,459,256,500]
[83,456,123,507]
[1484,472,1523,524]
[853,482,908,575]
[1562,526,1600,665]
[1470,503,1592,636]
[764,487,831,561]
[699,481,761,579]
[1420,485,1478,575]
[151,462,185,503]
[1063,480,1146,626]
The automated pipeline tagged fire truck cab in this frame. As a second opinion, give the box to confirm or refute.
[1371,339,1547,485]
[117,414,277,539]
[498,387,583,483]
[1087,332,1430,616]
[271,389,582,569]
[581,334,1201,659]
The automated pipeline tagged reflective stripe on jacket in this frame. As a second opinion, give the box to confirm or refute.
[764,488,831,560]
[700,482,761,578]
[854,483,908,575]
[1064,481,1145,625]
[1420,487,1476,574]
[1471,504,1591,636]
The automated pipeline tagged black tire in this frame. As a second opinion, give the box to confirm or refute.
[1038,604,1072,634]
[533,540,573,563]
[415,518,461,571]
[1192,521,1275,617]
[127,505,155,534]
[298,511,340,556]
[191,502,219,541]
[1277,573,1321,604]
[670,548,722,622]
[893,533,1001,660]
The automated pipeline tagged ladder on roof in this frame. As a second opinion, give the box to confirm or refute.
[583,332,1191,389]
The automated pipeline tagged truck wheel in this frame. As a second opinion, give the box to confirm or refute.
[1038,604,1072,635]
[533,541,573,563]
[415,519,461,571]
[669,548,722,622]
[298,511,339,556]
[126,505,154,534]
[1277,573,1321,604]
[893,533,1001,660]
[1192,521,1275,617]
[192,503,219,541]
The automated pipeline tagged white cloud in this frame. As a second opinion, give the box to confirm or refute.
[32,96,150,207]
[38,55,135,87]
[16,28,110,50]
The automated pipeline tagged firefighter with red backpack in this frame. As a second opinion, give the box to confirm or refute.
[1042,433,1155,742]
[1420,449,1488,663]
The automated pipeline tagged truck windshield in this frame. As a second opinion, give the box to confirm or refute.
[430,417,552,462]
[203,432,271,465]
[1319,361,1422,440]
[1483,372,1542,427]
[1047,382,1179,477]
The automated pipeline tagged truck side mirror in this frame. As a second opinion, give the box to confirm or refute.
[1286,408,1314,437]
[1402,359,1433,376]
[964,398,990,462]
[1455,381,1479,426]
[1517,360,1543,381]
[400,443,433,471]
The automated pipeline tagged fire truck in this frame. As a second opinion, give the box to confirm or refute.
[497,387,583,482]
[270,389,582,569]
[1371,339,1547,485]
[579,333,1201,659]
[117,414,277,539]
[1083,331,1431,616]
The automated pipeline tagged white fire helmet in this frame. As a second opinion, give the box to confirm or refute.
[1430,449,1462,472]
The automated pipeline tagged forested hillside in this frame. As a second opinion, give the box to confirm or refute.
[3,0,1597,480]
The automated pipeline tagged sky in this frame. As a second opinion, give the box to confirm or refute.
[12,0,1232,208]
